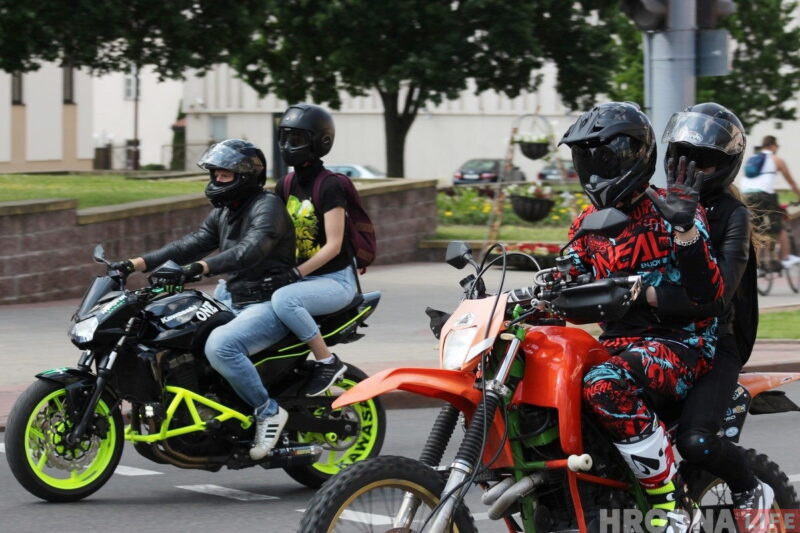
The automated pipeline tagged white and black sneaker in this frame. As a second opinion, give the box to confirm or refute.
[305,354,347,397]
[250,406,288,461]
[732,479,775,532]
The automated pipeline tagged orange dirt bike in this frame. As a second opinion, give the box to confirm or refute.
[299,209,800,533]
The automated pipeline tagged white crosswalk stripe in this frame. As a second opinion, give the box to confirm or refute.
[114,465,162,476]
[788,474,800,484]
[0,443,4,454]
[176,484,278,501]
[296,509,490,523]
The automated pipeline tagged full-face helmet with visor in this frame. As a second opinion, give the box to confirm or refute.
[277,104,335,167]
[197,139,267,208]
[661,102,746,195]
[559,102,657,209]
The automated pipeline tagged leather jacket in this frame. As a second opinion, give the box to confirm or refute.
[141,190,296,302]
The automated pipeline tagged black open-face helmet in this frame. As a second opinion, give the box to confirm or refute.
[278,103,335,167]
[197,139,266,208]
[661,102,746,196]
[559,101,656,209]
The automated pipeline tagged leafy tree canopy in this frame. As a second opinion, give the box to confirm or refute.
[0,0,268,78]
[610,0,800,130]
[232,0,622,177]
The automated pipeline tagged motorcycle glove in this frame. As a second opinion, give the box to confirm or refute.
[181,262,205,280]
[644,156,704,233]
[109,259,136,274]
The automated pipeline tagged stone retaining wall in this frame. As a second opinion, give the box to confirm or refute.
[0,178,437,304]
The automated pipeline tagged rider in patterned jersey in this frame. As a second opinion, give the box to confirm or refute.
[560,102,724,533]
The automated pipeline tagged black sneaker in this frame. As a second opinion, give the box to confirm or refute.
[305,354,347,397]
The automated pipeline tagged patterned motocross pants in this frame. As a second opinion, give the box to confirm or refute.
[583,338,712,441]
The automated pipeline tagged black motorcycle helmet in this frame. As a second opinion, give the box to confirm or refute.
[277,103,335,167]
[559,101,657,209]
[197,139,267,208]
[661,102,746,195]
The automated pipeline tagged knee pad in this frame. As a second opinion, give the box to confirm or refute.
[676,430,721,464]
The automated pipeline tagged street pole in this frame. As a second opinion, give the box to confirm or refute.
[648,0,696,187]
[133,67,140,170]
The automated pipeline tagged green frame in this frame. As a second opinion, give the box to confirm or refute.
[124,385,252,443]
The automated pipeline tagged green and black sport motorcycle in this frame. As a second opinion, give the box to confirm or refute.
[5,245,385,502]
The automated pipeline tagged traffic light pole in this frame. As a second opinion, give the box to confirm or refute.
[648,0,696,187]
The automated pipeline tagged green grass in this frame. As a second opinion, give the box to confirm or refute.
[0,174,207,208]
[757,310,800,339]
[434,224,569,242]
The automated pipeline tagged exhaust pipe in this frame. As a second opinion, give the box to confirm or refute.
[487,472,544,520]
[259,444,323,469]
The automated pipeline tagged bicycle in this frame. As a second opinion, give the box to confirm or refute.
[754,202,800,296]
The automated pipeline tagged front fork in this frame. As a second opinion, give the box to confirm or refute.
[395,330,523,532]
[65,317,135,446]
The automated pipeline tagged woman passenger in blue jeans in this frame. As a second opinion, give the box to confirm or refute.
[270,103,357,398]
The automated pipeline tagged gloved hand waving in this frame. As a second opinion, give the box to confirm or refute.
[644,156,705,233]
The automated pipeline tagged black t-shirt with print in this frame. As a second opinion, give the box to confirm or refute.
[276,162,354,275]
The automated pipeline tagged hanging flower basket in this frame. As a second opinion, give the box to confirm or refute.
[510,195,555,223]
[518,141,550,161]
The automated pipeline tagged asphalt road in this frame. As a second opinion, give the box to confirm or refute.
[2,383,800,533]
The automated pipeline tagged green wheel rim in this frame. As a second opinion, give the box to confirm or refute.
[298,377,381,475]
[24,388,118,490]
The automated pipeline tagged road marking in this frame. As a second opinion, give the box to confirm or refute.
[177,484,278,501]
[296,509,490,523]
[788,474,800,484]
[114,465,163,476]
[0,443,4,453]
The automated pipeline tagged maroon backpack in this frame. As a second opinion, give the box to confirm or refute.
[281,169,377,273]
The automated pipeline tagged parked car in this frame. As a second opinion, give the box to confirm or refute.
[327,164,386,178]
[537,159,578,182]
[453,158,525,185]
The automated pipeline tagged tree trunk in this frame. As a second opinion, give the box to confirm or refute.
[379,89,419,178]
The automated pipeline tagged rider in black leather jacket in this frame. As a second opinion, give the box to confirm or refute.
[111,139,298,461]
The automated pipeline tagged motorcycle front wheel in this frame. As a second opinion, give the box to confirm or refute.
[298,455,476,533]
[686,448,799,533]
[285,364,386,488]
[5,379,124,502]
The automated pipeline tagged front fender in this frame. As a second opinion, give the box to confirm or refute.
[332,367,482,412]
[36,367,119,404]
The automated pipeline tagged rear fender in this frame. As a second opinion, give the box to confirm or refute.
[719,373,800,443]
[739,372,800,397]
[332,367,514,468]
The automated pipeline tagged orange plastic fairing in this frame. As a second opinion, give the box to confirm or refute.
[511,326,610,455]
[331,366,514,468]
[739,372,800,397]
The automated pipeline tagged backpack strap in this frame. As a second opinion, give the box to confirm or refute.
[280,172,296,202]
[311,168,337,208]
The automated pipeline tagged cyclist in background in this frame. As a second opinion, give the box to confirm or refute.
[742,135,800,269]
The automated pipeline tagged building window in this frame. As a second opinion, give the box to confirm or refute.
[11,72,23,105]
[63,65,75,104]
[210,116,228,142]
[124,69,140,101]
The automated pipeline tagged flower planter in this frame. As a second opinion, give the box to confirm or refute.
[510,195,554,223]
[518,141,550,160]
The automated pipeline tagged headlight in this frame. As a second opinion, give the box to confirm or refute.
[442,327,478,370]
[70,316,98,344]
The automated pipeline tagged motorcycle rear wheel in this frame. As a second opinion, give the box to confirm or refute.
[285,364,386,488]
[686,448,799,532]
[298,455,476,533]
[5,379,124,502]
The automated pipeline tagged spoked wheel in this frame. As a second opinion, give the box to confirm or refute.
[284,364,386,488]
[757,247,775,296]
[299,455,477,533]
[686,449,799,533]
[785,237,800,293]
[5,380,124,502]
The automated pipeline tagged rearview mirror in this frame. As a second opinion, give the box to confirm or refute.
[445,241,473,269]
[93,244,106,263]
[576,208,630,239]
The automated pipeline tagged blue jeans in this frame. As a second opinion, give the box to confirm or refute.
[204,281,289,418]
[271,267,358,342]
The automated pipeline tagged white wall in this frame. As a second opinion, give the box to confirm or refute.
[0,71,9,162]
[92,67,182,167]
[26,66,62,161]
[75,69,94,160]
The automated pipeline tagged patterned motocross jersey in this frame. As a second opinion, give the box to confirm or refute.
[565,191,724,360]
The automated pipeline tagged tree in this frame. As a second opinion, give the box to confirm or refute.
[609,0,800,129]
[232,0,622,177]
[0,0,268,79]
